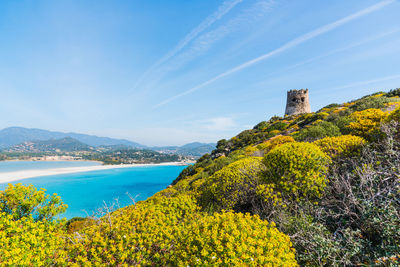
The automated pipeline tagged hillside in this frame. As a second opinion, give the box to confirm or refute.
[82,148,187,164]
[0,127,145,148]
[4,137,93,153]
[152,142,216,157]
[0,127,215,157]
[1,88,400,266]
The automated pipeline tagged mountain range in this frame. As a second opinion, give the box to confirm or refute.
[0,127,144,149]
[0,127,215,157]
[6,137,93,153]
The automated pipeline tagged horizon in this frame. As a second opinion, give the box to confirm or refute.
[1,0,400,146]
[0,125,217,147]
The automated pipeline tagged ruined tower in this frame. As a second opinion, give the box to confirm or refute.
[285,89,311,116]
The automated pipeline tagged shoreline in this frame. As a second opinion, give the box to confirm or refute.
[0,162,187,184]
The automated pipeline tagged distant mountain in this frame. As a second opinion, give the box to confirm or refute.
[6,137,93,152]
[0,127,145,149]
[152,142,216,157]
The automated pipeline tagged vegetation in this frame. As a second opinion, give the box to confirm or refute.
[261,142,331,205]
[1,89,400,266]
[82,148,185,164]
[0,183,67,221]
[0,147,188,165]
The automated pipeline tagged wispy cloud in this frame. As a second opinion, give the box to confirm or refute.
[131,0,274,98]
[326,74,400,92]
[154,0,395,108]
[164,0,274,72]
[129,0,243,93]
[199,117,236,131]
[255,28,400,84]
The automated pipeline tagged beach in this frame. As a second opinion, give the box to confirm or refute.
[0,162,186,184]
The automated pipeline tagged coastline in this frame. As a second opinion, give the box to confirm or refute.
[0,162,187,184]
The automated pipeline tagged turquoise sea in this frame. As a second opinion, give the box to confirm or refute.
[0,161,186,219]
[0,160,101,173]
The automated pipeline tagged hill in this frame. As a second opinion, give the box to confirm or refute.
[1,88,400,266]
[83,148,187,164]
[4,137,93,153]
[152,142,216,157]
[0,127,215,157]
[0,127,145,149]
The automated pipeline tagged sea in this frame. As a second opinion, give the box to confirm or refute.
[0,161,186,219]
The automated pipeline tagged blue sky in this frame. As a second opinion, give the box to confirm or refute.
[1,0,400,146]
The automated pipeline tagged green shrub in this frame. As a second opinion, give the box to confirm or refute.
[330,115,353,134]
[297,112,329,128]
[262,142,331,203]
[199,157,264,211]
[387,105,400,122]
[294,121,341,141]
[349,96,391,111]
[253,121,269,130]
[280,213,364,266]
[386,88,400,98]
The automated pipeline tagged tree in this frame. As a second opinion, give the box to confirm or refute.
[0,183,67,221]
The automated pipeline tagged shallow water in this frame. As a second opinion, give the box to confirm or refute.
[0,164,186,219]
[0,160,101,173]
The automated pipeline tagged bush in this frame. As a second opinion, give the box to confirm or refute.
[297,112,329,128]
[280,213,364,266]
[347,108,388,139]
[256,135,295,155]
[0,183,67,221]
[387,105,400,122]
[262,142,331,203]
[199,157,265,211]
[294,121,341,141]
[315,130,400,264]
[171,211,297,266]
[386,88,400,98]
[349,96,391,111]
[314,135,366,158]
[267,121,288,132]
[62,195,200,266]
[253,121,269,130]
[66,217,96,234]
[0,212,66,265]
[330,115,353,134]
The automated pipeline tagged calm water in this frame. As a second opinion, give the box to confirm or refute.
[0,164,186,219]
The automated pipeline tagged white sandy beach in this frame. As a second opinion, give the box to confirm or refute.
[0,162,186,184]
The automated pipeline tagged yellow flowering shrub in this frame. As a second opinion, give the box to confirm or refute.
[347,108,388,138]
[62,194,201,266]
[0,212,67,266]
[199,157,265,210]
[244,145,258,156]
[387,105,400,122]
[256,135,295,154]
[314,135,366,158]
[261,142,331,204]
[170,211,297,266]
[0,183,67,221]
[269,129,281,136]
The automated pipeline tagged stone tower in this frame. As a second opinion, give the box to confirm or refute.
[285,89,311,116]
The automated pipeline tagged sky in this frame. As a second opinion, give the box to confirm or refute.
[1,0,400,146]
